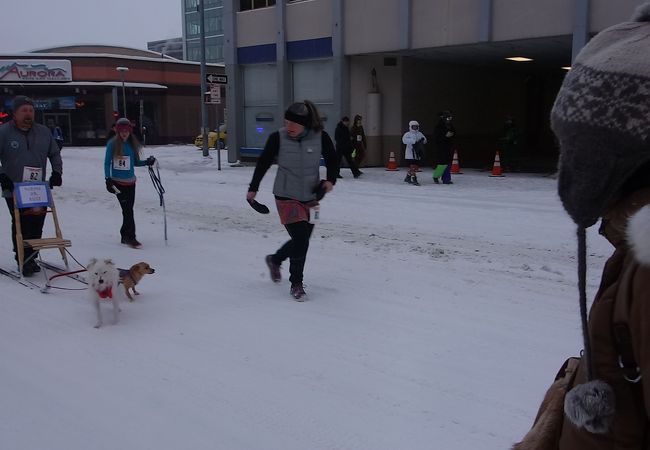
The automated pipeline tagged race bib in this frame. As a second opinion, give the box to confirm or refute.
[113,156,131,171]
[356,135,362,142]
[22,166,42,182]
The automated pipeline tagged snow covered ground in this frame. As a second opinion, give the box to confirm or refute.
[0,145,611,450]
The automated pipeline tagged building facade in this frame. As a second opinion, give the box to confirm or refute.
[223,0,644,169]
[0,46,224,146]
[183,0,226,63]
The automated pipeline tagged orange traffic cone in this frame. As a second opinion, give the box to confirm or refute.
[450,149,463,174]
[385,151,399,171]
[489,151,505,177]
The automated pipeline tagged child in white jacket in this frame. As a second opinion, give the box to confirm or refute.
[402,120,427,185]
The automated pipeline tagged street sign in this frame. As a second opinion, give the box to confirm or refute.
[209,84,221,103]
[204,88,221,104]
[204,93,221,104]
[206,74,227,84]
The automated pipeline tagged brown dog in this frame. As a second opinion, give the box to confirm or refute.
[118,262,155,301]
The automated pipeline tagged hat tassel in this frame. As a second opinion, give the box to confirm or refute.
[564,227,616,434]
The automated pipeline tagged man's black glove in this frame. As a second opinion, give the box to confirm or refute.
[49,171,62,188]
[145,156,156,166]
[105,178,116,194]
[0,173,14,192]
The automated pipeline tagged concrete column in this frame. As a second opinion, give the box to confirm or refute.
[399,0,412,50]
[277,2,291,119]
[224,0,243,163]
[479,0,493,42]
[572,0,590,62]
[332,0,348,126]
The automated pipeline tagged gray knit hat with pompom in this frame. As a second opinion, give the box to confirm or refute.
[552,2,650,228]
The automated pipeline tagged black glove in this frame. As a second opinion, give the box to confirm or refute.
[145,156,156,166]
[313,180,327,201]
[0,173,13,192]
[105,178,116,194]
[49,171,62,188]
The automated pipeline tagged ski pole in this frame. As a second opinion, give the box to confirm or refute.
[148,160,167,243]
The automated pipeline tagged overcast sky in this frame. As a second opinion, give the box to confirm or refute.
[0,1,182,53]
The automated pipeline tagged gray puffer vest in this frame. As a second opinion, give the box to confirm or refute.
[273,129,322,202]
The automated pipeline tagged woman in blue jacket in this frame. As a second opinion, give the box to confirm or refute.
[104,118,155,248]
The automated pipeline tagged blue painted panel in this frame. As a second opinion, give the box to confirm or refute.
[286,37,332,61]
[237,43,277,64]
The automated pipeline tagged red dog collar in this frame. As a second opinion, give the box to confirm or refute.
[96,287,113,299]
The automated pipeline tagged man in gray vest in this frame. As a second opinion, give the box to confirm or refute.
[0,95,63,276]
[247,100,337,301]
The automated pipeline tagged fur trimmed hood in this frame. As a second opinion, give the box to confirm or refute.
[627,204,650,266]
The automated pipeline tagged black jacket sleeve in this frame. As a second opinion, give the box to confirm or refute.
[321,131,338,184]
[248,131,280,192]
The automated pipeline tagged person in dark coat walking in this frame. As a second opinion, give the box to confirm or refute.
[334,116,362,178]
[432,110,455,184]
[350,114,367,168]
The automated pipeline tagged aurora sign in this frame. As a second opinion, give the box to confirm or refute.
[0,60,72,82]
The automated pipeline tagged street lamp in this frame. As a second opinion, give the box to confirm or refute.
[116,66,129,118]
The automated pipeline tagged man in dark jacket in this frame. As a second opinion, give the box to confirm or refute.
[433,110,455,184]
[0,95,63,276]
[334,116,362,178]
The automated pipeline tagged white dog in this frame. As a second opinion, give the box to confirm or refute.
[87,258,120,328]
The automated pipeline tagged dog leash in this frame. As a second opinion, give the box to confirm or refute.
[148,161,167,243]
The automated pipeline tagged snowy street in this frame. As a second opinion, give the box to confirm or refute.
[0,145,611,450]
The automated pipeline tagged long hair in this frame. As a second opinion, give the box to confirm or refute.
[111,133,142,160]
[351,114,363,132]
[302,100,323,132]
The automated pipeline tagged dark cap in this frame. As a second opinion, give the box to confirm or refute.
[12,95,34,111]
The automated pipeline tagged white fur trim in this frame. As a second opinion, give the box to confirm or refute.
[632,3,650,22]
[627,205,650,266]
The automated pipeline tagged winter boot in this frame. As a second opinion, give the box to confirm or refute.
[121,237,142,249]
[410,175,420,186]
[290,282,307,301]
[433,177,440,184]
[404,173,412,183]
[265,255,282,283]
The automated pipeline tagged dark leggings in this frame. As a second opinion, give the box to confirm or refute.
[271,221,315,284]
[116,184,137,240]
[5,197,46,263]
[337,149,361,176]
